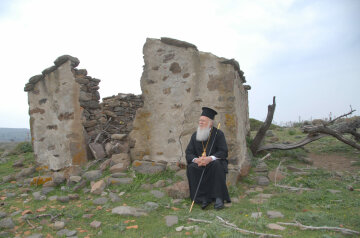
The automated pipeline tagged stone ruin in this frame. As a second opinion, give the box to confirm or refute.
[24,37,251,185]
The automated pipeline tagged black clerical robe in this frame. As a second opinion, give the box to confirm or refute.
[185,127,231,204]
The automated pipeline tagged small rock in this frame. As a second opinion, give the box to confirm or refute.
[112,206,147,216]
[110,172,127,178]
[153,180,165,188]
[52,172,66,185]
[109,192,121,202]
[132,160,166,174]
[6,193,16,198]
[12,158,25,168]
[109,163,128,174]
[91,180,106,195]
[267,211,284,219]
[165,215,178,227]
[25,234,43,238]
[93,197,108,205]
[327,189,341,194]
[0,212,7,218]
[267,223,286,230]
[33,192,46,201]
[41,187,54,195]
[164,181,189,199]
[0,217,15,229]
[82,214,94,219]
[56,229,77,237]
[57,196,70,203]
[150,190,165,198]
[144,202,159,211]
[90,220,101,228]
[68,194,80,200]
[99,159,111,171]
[111,134,127,140]
[107,177,133,185]
[53,221,65,230]
[251,212,262,218]
[257,176,270,186]
[48,196,58,201]
[83,170,102,181]
[254,162,268,172]
[69,176,82,184]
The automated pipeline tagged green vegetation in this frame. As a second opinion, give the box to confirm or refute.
[0,126,359,237]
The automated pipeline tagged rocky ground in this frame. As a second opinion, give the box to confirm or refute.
[0,133,360,237]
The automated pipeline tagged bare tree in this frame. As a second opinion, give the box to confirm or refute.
[251,99,360,156]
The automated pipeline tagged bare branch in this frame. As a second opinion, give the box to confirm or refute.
[327,108,356,125]
[188,218,212,224]
[277,221,359,235]
[216,216,283,237]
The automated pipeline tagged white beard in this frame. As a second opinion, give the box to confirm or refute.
[196,126,211,141]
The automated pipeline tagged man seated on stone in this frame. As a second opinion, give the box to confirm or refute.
[185,107,231,210]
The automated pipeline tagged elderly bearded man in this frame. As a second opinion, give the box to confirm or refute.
[185,107,231,210]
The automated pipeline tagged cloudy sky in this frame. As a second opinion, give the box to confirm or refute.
[0,0,359,128]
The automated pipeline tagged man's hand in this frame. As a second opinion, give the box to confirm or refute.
[195,156,212,167]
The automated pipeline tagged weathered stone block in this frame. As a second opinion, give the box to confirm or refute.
[132,160,166,174]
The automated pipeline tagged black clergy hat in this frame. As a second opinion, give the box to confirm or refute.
[201,107,217,120]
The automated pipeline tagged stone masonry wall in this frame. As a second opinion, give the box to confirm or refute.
[129,38,251,183]
[24,55,101,170]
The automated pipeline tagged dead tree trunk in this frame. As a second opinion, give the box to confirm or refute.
[250,96,276,155]
[251,102,360,155]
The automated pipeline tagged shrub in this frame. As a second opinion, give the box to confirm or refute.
[288,129,296,135]
[12,142,33,154]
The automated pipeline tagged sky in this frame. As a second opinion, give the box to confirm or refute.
[0,0,359,128]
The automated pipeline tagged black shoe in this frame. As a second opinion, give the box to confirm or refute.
[214,198,224,210]
[201,201,211,210]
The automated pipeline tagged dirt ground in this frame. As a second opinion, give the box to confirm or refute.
[308,153,360,173]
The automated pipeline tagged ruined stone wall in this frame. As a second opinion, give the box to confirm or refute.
[101,94,143,135]
[129,38,251,181]
[24,55,101,170]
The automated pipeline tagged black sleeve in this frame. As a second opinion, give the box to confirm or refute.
[185,133,197,164]
[211,130,228,160]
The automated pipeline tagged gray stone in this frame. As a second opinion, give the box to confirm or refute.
[165,215,178,227]
[68,194,80,200]
[41,187,54,195]
[153,180,165,188]
[111,134,127,140]
[12,158,25,168]
[267,211,284,219]
[2,175,15,183]
[16,166,36,179]
[89,143,106,160]
[57,196,70,203]
[83,170,102,181]
[150,190,165,198]
[144,202,159,211]
[0,212,7,219]
[52,172,66,185]
[93,197,108,205]
[109,192,121,202]
[0,217,15,229]
[69,176,82,184]
[56,228,77,237]
[54,55,80,67]
[109,163,128,173]
[48,195,58,201]
[10,210,22,217]
[73,180,87,191]
[107,177,133,185]
[164,181,189,199]
[251,212,262,218]
[254,162,268,172]
[25,234,44,238]
[267,223,286,230]
[33,191,46,201]
[6,193,16,198]
[132,160,166,174]
[91,180,106,195]
[327,189,341,194]
[175,169,187,181]
[90,220,101,228]
[257,176,270,186]
[112,206,148,216]
[110,172,127,178]
[53,221,65,230]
